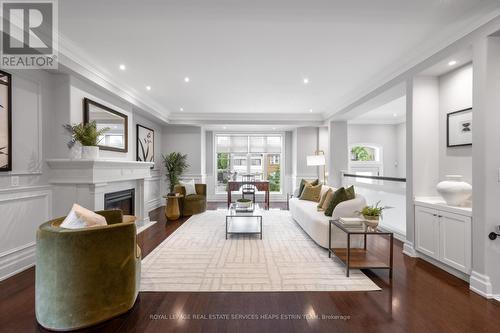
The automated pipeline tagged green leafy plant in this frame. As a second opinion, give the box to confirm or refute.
[351,146,374,161]
[237,198,252,203]
[162,152,190,194]
[63,121,109,147]
[357,201,388,219]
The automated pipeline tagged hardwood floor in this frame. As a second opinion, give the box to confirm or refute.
[1,203,499,333]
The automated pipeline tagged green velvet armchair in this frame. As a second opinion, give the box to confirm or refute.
[35,210,141,331]
[174,183,207,216]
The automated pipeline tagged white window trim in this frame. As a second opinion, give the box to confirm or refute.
[348,143,384,176]
[213,132,285,195]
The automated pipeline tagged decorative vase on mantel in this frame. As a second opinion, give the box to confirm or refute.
[81,146,99,160]
[436,175,472,206]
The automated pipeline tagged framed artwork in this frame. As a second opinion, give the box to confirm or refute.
[447,108,472,147]
[83,98,128,152]
[136,124,154,167]
[0,70,12,172]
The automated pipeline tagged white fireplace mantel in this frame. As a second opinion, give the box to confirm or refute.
[46,159,155,184]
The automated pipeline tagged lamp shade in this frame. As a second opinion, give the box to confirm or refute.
[307,154,326,166]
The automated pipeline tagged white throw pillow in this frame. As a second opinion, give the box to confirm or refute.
[179,179,197,196]
[60,203,107,229]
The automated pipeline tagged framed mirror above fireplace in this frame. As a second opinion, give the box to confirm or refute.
[83,98,128,153]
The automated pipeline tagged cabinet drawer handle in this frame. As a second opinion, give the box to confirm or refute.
[432,214,437,217]
[438,215,442,218]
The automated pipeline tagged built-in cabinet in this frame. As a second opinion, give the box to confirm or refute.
[414,199,471,274]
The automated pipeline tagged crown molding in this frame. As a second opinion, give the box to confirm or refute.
[168,112,324,126]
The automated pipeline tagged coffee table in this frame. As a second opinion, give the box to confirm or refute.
[226,203,263,239]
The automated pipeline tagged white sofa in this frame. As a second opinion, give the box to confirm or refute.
[289,185,366,248]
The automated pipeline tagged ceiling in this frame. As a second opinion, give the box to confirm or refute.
[58,0,500,121]
[349,96,406,125]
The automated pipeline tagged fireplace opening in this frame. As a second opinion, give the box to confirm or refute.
[104,189,135,215]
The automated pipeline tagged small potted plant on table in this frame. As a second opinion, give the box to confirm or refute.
[358,201,388,232]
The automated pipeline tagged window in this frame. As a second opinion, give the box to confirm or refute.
[215,135,283,193]
[348,144,383,179]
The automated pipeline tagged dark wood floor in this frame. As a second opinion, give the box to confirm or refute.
[1,202,499,333]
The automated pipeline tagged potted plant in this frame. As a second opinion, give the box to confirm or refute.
[64,121,109,160]
[357,201,388,231]
[236,198,252,208]
[162,152,189,195]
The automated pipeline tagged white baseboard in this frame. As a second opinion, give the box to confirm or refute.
[0,242,36,282]
[402,241,418,257]
[137,220,157,234]
[416,251,469,282]
[469,271,495,298]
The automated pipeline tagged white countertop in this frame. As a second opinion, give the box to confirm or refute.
[414,196,472,217]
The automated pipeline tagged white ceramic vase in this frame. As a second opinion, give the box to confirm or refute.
[81,146,99,160]
[436,175,472,206]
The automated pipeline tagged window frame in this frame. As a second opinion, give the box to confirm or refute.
[214,132,285,195]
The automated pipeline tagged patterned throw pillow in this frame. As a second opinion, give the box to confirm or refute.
[324,187,349,217]
[60,203,107,229]
[317,188,333,208]
[300,183,322,202]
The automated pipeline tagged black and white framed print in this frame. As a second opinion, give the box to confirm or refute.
[0,70,12,171]
[447,108,472,147]
[136,124,154,166]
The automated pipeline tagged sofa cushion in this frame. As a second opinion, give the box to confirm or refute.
[179,179,196,196]
[321,189,335,211]
[300,183,322,202]
[184,194,205,201]
[324,187,349,217]
[346,185,355,200]
[317,188,332,209]
[297,178,319,197]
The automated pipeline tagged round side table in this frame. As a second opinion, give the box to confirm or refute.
[164,194,183,221]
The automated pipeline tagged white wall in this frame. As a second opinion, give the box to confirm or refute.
[348,123,405,177]
[396,123,406,178]
[0,70,165,281]
[162,125,203,178]
[439,63,473,184]
[412,76,440,196]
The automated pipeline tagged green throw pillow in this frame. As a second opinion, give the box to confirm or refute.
[297,178,319,197]
[300,184,322,202]
[324,187,349,217]
[345,185,355,200]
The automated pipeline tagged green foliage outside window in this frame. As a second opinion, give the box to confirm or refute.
[268,165,281,192]
[351,146,374,161]
[217,153,229,170]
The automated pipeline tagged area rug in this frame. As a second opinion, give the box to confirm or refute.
[140,210,380,292]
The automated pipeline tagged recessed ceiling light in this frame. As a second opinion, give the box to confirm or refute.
[180,107,184,112]
[119,64,126,70]
[184,77,190,83]
[223,126,227,130]
[309,109,313,113]
[393,113,397,117]
[448,60,457,66]
[303,78,309,84]
[146,86,151,91]
[272,127,276,130]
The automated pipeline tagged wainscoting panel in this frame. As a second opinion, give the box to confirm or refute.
[0,186,52,281]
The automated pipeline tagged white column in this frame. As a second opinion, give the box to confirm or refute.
[328,121,348,187]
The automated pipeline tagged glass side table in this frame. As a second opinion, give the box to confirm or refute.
[329,219,394,278]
